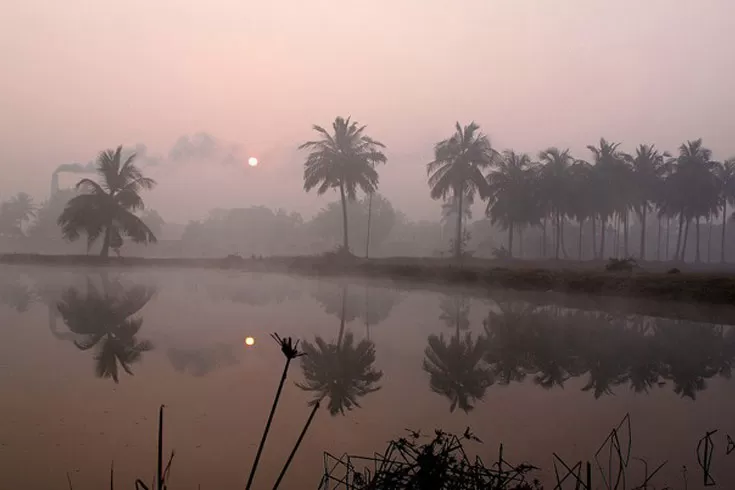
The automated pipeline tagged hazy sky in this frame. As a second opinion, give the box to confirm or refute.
[2,0,734,223]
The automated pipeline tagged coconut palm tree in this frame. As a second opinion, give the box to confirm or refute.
[627,145,669,260]
[298,284,382,415]
[300,117,386,254]
[662,139,719,262]
[485,151,538,257]
[56,277,154,383]
[57,146,157,257]
[715,159,735,263]
[567,160,594,260]
[587,139,627,259]
[538,148,575,259]
[427,122,498,258]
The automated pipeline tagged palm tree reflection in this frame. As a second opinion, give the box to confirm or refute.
[424,294,492,413]
[299,284,383,415]
[56,277,154,383]
[481,303,735,400]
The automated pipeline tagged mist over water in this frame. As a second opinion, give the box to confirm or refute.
[2,266,735,488]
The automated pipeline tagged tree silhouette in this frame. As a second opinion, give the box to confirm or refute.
[300,117,386,254]
[57,146,157,257]
[485,151,539,257]
[0,192,36,238]
[427,122,498,258]
[56,277,154,383]
[298,283,382,415]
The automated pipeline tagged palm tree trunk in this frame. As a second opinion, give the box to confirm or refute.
[640,206,647,260]
[674,213,685,260]
[707,216,713,263]
[555,211,561,260]
[666,216,671,261]
[623,210,629,257]
[599,216,606,259]
[455,191,463,259]
[365,192,373,259]
[722,201,728,263]
[560,216,568,259]
[100,227,112,258]
[338,183,349,253]
[656,214,661,261]
[508,221,514,258]
[591,215,598,259]
[578,219,584,260]
[681,218,691,262]
[519,228,524,258]
[695,217,702,263]
[542,216,548,258]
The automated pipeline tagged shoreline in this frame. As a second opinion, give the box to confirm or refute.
[3,253,735,322]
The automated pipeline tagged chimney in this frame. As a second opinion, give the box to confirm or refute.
[51,172,59,197]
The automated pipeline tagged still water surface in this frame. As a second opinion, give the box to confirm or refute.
[1,266,735,488]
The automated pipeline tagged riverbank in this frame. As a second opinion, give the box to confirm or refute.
[3,252,735,308]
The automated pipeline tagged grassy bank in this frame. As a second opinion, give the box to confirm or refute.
[3,252,735,311]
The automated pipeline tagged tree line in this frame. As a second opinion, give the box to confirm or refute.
[302,117,735,262]
[2,118,734,262]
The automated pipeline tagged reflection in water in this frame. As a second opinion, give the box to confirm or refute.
[55,276,155,383]
[167,344,238,376]
[208,277,302,306]
[299,284,383,415]
[481,304,735,400]
[423,294,492,413]
[0,271,36,312]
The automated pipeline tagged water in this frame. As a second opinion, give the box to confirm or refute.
[1,266,735,489]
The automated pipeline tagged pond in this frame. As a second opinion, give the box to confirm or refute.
[1,266,734,489]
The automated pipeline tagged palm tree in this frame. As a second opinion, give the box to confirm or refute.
[663,139,719,262]
[715,159,735,263]
[56,277,154,383]
[427,122,498,258]
[57,146,157,257]
[567,160,594,260]
[538,148,575,259]
[298,284,382,415]
[587,139,627,259]
[485,151,538,257]
[300,117,386,254]
[627,145,669,260]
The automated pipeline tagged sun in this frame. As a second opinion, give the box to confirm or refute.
[244,336,255,346]
[248,157,258,167]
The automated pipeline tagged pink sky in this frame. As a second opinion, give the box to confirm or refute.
[1,0,734,222]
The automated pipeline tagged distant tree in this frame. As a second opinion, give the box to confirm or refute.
[715,159,735,263]
[0,192,36,238]
[141,209,165,237]
[626,145,669,260]
[308,194,396,254]
[538,148,575,259]
[28,189,77,244]
[660,139,718,261]
[427,122,498,258]
[485,150,538,257]
[587,139,628,259]
[57,146,157,257]
[300,117,386,254]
